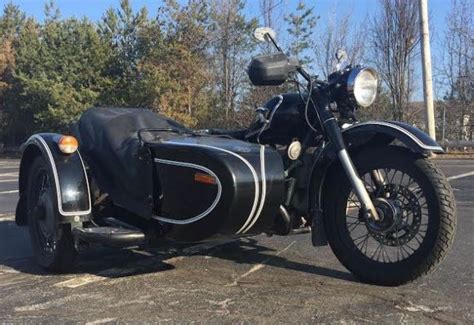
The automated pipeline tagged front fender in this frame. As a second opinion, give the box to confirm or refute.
[16,133,91,226]
[307,120,442,246]
[342,121,443,154]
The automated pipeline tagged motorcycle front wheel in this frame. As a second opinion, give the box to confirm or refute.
[323,146,456,286]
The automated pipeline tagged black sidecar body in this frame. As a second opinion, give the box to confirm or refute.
[16,107,286,244]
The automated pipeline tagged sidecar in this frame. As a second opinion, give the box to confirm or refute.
[15,107,286,270]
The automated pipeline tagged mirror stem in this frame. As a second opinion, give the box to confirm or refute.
[265,33,283,52]
[297,67,312,83]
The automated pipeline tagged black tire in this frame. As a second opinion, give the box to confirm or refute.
[26,155,77,272]
[323,146,456,286]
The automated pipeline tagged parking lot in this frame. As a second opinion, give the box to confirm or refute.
[0,158,472,323]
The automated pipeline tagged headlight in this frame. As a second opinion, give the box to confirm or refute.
[347,67,378,107]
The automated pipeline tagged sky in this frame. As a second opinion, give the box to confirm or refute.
[0,0,457,99]
[0,1,452,34]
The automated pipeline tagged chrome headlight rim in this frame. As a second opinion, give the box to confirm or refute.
[347,67,378,108]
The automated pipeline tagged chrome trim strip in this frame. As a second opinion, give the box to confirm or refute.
[152,158,222,224]
[344,121,443,151]
[159,141,260,231]
[238,145,266,233]
[30,135,92,216]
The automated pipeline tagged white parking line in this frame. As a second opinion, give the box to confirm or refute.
[0,172,18,177]
[54,275,106,288]
[0,214,14,220]
[0,190,18,194]
[0,179,17,183]
[86,318,117,325]
[447,171,474,181]
[227,240,296,286]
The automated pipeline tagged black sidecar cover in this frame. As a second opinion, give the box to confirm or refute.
[73,107,188,218]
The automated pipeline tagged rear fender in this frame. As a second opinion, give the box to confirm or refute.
[307,120,443,246]
[16,133,91,226]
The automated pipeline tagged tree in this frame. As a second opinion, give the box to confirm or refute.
[0,38,13,91]
[243,0,288,114]
[370,0,419,121]
[0,38,14,140]
[2,2,108,143]
[0,3,24,141]
[438,0,473,140]
[313,7,366,78]
[258,0,282,53]
[209,0,257,123]
[99,0,150,106]
[284,1,318,65]
[138,0,215,128]
[0,2,25,39]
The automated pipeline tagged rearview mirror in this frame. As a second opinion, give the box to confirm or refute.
[254,27,276,42]
[335,48,348,72]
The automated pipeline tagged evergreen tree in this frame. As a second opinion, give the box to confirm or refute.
[3,2,108,142]
[99,0,151,106]
[284,1,318,65]
[0,2,25,39]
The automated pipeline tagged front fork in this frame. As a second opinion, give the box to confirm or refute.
[321,115,380,221]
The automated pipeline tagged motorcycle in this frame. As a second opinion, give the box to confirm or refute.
[15,27,456,286]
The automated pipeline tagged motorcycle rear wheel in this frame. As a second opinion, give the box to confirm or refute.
[324,146,456,286]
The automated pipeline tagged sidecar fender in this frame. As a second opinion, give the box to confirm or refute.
[16,133,91,226]
[307,121,443,246]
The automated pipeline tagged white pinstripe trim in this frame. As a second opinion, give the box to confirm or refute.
[161,141,260,233]
[238,145,267,234]
[344,121,443,151]
[152,158,222,224]
[29,135,92,216]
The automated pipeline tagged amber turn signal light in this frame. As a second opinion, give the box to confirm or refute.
[194,172,216,185]
[58,135,79,154]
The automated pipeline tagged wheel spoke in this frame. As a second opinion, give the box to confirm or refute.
[346,165,430,264]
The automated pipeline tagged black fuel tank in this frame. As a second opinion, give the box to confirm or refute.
[246,93,315,145]
[147,136,285,242]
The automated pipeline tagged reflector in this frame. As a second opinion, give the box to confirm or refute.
[194,172,216,185]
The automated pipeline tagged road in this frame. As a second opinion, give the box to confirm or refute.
[0,158,472,323]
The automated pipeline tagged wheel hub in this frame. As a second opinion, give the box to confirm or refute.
[366,198,401,234]
[367,184,423,246]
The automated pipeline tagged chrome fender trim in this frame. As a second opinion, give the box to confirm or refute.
[29,134,92,217]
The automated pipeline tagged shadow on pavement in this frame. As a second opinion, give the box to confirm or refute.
[0,220,356,283]
[204,238,356,283]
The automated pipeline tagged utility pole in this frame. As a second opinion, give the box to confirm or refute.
[419,0,436,140]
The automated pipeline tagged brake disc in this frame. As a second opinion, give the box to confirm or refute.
[371,184,422,247]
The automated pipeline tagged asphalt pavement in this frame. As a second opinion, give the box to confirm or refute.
[0,158,472,323]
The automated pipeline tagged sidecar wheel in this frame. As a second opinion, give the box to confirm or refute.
[26,156,77,273]
[323,146,456,286]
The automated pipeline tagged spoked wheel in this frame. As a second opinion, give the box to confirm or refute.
[324,146,456,286]
[26,156,77,272]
